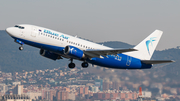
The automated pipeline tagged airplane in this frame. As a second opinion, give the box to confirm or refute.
[5,24,174,69]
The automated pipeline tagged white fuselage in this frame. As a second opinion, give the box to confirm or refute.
[7,24,112,52]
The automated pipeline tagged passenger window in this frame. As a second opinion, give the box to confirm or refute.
[55,37,57,39]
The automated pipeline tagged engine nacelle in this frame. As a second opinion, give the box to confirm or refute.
[64,45,85,59]
[40,49,61,60]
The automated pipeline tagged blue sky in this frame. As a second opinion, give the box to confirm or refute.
[0,0,180,50]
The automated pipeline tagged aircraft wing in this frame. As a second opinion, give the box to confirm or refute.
[84,48,137,58]
[141,60,175,64]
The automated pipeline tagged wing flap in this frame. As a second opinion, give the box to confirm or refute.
[84,48,137,58]
[141,60,175,64]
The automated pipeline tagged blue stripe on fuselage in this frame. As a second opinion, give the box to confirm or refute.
[11,37,152,69]
[12,37,64,54]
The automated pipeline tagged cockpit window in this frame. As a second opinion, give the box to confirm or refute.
[14,25,19,27]
[19,26,24,29]
[14,25,24,29]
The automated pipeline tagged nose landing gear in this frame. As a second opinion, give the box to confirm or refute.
[19,46,23,51]
[15,39,24,51]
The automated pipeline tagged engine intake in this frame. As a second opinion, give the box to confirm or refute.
[40,49,62,60]
[64,45,85,59]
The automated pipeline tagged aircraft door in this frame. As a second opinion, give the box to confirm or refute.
[126,56,132,66]
[31,26,38,37]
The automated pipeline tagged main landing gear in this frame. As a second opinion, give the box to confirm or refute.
[68,59,89,69]
[68,59,75,69]
[81,62,88,68]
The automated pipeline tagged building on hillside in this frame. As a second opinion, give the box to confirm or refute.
[0,94,31,101]
[13,85,23,95]
[95,79,103,91]
[89,86,99,93]
[93,92,138,100]
[68,92,76,101]
[25,92,42,100]
[12,82,21,86]
[56,91,68,101]
[103,81,110,91]
[79,86,89,96]
[56,90,75,101]
[141,91,152,98]
[112,81,121,90]
[2,85,8,94]
[42,89,56,101]
[84,87,89,95]
[79,87,84,94]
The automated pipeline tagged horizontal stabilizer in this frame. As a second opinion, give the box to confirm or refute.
[141,60,175,64]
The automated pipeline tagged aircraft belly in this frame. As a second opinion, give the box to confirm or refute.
[88,54,143,69]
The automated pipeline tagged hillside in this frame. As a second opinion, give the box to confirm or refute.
[0,30,179,73]
[0,30,69,72]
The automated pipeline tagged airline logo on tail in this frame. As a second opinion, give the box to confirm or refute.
[146,37,156,55]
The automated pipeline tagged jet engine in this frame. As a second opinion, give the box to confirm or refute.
[40,49,62,60]
[64,45,85,59]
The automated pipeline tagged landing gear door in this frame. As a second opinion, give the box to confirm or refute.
[126,56,132,66]
[31,26,38,37]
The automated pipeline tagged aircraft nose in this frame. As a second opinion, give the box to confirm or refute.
[6,27,14,36]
